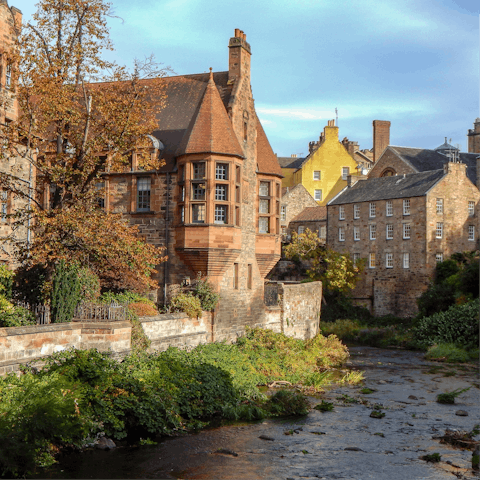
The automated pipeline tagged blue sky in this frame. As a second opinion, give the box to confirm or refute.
[11,0,480,156]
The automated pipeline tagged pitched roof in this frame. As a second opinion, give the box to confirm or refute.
[277,156,305,169]
[387,146,478,184]
[256,119,283,177]
[175,71,244,159]
[329,170,445,205]
[290,206,327,223]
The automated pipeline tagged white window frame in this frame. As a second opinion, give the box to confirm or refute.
[353,226,360,241]
[435,253,443,263]
[339,227,345,242]
[386,253,393,268]
[369,224,376,240]
[436,222,443,239]
[403,253,410,269]
[318,225,326,239]
[386,224,393,240]
[353,253,360,265]
[339,205,345,220]
[313,170,321,181]
[354,204,360,219]
[468,200,475,217]
[259,216,269,233]
[342,167,350,180]
[298,225,305,234]
[468,225,475,241]
[436,198,443,214]
[369,202,376,218]
[386,200,393,217]
[314,189,323,201]
[280,205,286,221]
[214,204,228,224]
[259,181,270,197]
[403,199,411,215]
[369,252,376,269]
[403,223,411,239]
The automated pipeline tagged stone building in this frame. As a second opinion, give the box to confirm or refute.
[467,118,480,154]
[327,162,480,317]
[288,206,327,242]
[280,184,318,237]
[103,30,284,341]
[0,1,32,267]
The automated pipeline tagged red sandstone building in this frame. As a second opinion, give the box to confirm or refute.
[102,30,283,339]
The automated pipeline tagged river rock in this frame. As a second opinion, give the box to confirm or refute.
[259,435,275,441]
[96,437,116,450]
[455,410,468,416]
[408,395,418,400]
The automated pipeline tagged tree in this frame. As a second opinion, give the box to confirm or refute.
[0,0,167,291]
[284,229,364,295]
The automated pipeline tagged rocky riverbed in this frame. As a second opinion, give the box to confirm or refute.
[40,347,479,480]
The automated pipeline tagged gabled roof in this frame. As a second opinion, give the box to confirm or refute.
[277,156,305,169]
[256,119,283,177]
[329,170,445,205]
[385,146,478,184]
[290,206,327,223]
[175,71,244,159]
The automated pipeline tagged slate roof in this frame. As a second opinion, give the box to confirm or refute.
[387,146,478,185]
[290,206,327,223]
[277,156,305,169]
[328,170,445,205]
[175,71,244,159]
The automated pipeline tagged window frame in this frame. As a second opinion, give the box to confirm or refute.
[215,163,229,180]
[436,222,443,239]
[403,253,410,269]
[191,203,206,223]
[314,189,323,201]
[338,226,345,242]
[468,225,475,241]
[369,224,376,240]
[280,205,287,221]
[313,170,321,181]
[385,253,393,268]
[353,226,360,241]
[403,223,411,239]
[403,199,411,216]
[386,223,393,240]
[339,205,345,220]
[369,252,376,269]
[436,198,444,215]
[354,204,360,219]
[386,200,393,217]
[214,204,228,224]
[369,202,376,218]
[136,177,151,212]
[341,167,350,180]
[468,200,475,217]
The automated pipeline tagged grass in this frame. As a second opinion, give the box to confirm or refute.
[360,387,376,394]
[421,453,441,462]
[425,343,477,363]
[314,400,334,412]
[437,387,471,404]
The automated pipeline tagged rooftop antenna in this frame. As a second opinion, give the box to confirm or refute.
[335,107,338,127]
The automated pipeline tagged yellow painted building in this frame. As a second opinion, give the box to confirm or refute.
[278,121,361,206]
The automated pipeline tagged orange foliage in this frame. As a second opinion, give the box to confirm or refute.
[128,302,158,317]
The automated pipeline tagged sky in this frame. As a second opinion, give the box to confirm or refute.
[9,0,480,157]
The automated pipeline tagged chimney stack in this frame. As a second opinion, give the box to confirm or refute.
[228,28,251,83]
[373,120,390,163]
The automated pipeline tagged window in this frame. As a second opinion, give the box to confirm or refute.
[403,223,411,239]
[215,184,228,201]
[180,205,185,223]
[403,253,410,269]
[180,185,185,202]
[259,181,269,197]
[342,167,350,180]
[95,182,105,208]
[369,252,376,268]
[436,198,443,214]
[468,225,475,241]
[339,205,345,220]
[318,225,326,239]
[281,225,287,235]
[259,199,270,214]
[247,264,252,289]
[314,189,323,201]
[436,222,443,239]
[403,199,410,215]
[353,253,360,265]
[235,206,240,226]
[280,205,286,221]
[386,200,393,217]
[236,165,241,183]
[435,253,443,263]
[298,226,305,234]
[215,163,228,180]
[369,224,376,240]
[339,227,345,242]
[386,253,393,268]
[369,202,376,218]
[259,217,269,233]
[193,162,206,179]
[353,226,360,241]
[137,177,151,211]
[5,64,11,89]
[192,204,205,223]
[468,201,475,217]
[192,182,206,200]
[233,263,239,289]
[354,204,360,219]
[386,224,393,239]
[0,191,7,222]
[313,171,321,180]
[214,205,228,224]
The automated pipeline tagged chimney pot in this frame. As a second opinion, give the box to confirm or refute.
[235,28,240,37]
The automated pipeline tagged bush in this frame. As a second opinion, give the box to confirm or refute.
[417,282,456,318]
[0,304,36,327]
[170,292,202,318]
[266,389,310,416]
[77,267,100,303]
[129,302,158,317]
[51,261,82,323]
[99,291,155,307]
[0,265,13,299]
[425,343,471,363]
[320,319,361,343]
[435,259,459,284]
[193,274,220,311]
[413,299,479,351]
[320,293,372,324]
[12,264,47,304]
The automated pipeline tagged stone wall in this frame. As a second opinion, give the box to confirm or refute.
[0,322,131,375]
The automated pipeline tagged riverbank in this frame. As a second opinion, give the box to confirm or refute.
[37,346,479,479]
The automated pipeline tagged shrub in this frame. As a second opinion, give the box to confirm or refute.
[320,293,371,323]
[0,304,36,327]
[77,267,101,303]
[129,302,158,317]
[170,292,202,318]
[51,261,82,323]
[425,343,471,363]
[266,389,310,416]
[417,282,456,318]
[413,299,479,351]
[320,319,361,342]
[193,274,220,311]
[0,265,13,299]
[435,259,459,284]
[12,264,47,304]
[99,291,155,307]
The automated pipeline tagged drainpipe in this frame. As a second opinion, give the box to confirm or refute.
[163,172,170,306]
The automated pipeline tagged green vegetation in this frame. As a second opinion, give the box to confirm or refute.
[51,260,82,323]
[425,343,477,363]
[436,387,471,404]
[360,388,376,394]
[170,292,203,318]
[314,400,334,412]
[0,328,350,477]
[421,453,441,463]
[192,274,220,311]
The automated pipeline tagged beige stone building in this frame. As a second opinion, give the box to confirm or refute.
[327,162,480,317]
[288,206,327,243]
[280,184,318,237]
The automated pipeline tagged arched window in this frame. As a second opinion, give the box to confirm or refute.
[381,168,396,177]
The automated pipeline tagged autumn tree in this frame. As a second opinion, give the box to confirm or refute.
[0,0,168,291]
[284,229,364,295]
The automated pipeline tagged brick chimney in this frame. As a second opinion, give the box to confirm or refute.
[468,118,480,154]
[228,29,251,83]
[324,120,339,141]
[341,137,359,158]
[373,120,390,163]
